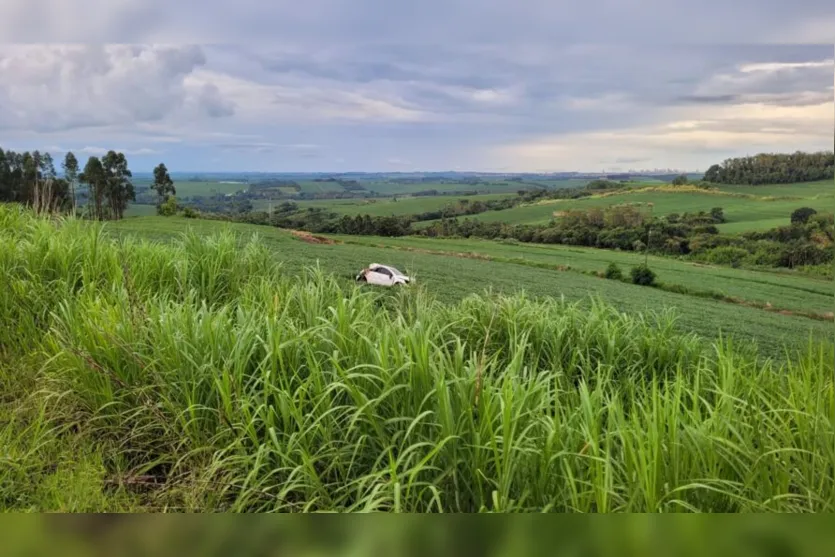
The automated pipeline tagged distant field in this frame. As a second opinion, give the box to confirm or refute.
[174,181,248,197]
[440,181,833,232]
[366,181,545,195]
[106,216,831,358]
[253,193,514,217]
[124,204,157,217]
[296,180,346,194]
[336,235,832,314]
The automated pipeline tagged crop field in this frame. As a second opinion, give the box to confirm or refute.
[258,193,515,217]
[123,204,158,217]
[106,217,831,358]
[443,181,833,232]
[336,235,833,315]
[365,181,527,195]
[296,180,347,194]
[2,206,832,512]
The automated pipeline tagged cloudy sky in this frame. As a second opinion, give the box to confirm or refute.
[1,1,833,173]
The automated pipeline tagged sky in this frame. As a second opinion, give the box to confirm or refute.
[1,1,833,173]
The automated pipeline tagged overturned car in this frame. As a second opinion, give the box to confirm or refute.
[355,263,411,287]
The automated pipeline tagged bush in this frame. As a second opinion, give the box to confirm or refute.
[791,207,817,225]
[157,196,178,216]
[671,174,689,186]
[706,246,752,268]
[182,207,198,219]
[630,264,657,286]
[604,262,624,280]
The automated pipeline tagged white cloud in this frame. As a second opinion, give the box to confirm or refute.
[740,60,835,73]
[184,69,428,124]
[0,44,228,132]
[43,145,161,156]
[495,99,833,170]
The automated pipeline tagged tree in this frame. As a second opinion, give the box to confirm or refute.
[101,151,134,220]
[62,152,79,215]
[630,264,657,286]
[671,174,689,186]
[604,263,624,280]
[704,164,721,183]
[152,163,175,206]
[791,207,817,225]
[80,156,106,220]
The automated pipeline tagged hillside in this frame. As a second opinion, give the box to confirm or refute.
[107,216,832,358]
[2,206,832,512]
[419,181,833,232]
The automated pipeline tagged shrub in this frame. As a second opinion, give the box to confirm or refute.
[182,207,198,219]
[604,262,624,280]
[671,174,689,186]
[157,196,178,216]
[705,246,750,268]
[630,264,657,286]
[791,207,817,225]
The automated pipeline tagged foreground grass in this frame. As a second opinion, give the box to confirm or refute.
[1,205,833,512]
[108,217,831,359]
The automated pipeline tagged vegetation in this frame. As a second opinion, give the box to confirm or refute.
[791,207,817,225]
[604,263,624,281]
[704,152,834,185]
[0,147,71,213]
[108,217,833,358]
[152,163,176,209]
[2,206,832,512]
[630,264,657,286]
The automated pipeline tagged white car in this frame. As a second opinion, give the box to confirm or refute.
[355,263,411,286]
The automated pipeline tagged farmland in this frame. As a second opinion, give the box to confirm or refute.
[432,180,833,232]
[106,216,832,357]
[255,193,514,217]
[2,205,832,512]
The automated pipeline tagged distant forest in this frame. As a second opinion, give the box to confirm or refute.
[704,151,834,185]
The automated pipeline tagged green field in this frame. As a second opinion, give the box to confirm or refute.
[336,235,833,314]
[124,204,158,217]
[173,180,248,197]
[3,206,832,512]
[365,181,528,195]
[254,193,514,217]
[436,181,833,232]
[106,217,832,357]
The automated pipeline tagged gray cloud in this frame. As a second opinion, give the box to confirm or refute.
[0,44,217,132]
[4,1,835,44]
[0,18,832,172]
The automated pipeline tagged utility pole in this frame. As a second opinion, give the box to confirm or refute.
[644,203,654,266]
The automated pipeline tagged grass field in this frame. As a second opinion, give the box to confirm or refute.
[365,181,528,195]
[336,235,833,314]
[124,204,158,217]
[253,193,514,217]
[436,181,833,232]
[105,217,832,358]
[3,206,833,513]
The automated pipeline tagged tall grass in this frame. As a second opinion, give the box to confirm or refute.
[1,205,833,512]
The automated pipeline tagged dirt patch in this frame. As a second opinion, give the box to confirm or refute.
[290,230,338,245]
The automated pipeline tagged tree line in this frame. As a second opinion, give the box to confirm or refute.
[703,151,834,185]
[0,145,176,220]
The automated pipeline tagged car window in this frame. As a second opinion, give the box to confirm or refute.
[386,266,403,275]
[374,266,393,277]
